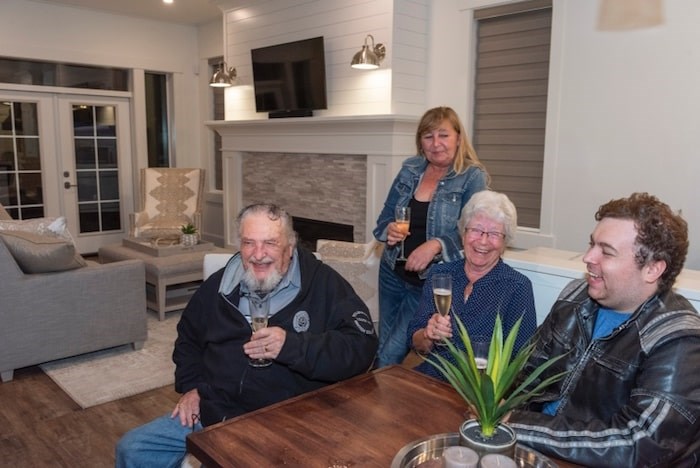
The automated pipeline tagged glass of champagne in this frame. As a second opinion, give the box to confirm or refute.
[471,337,490,372]
[432,273,452,346]
[395,206,411,261]
[249,296,272,368]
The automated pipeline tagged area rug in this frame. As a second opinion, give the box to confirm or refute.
[40,311,180,408]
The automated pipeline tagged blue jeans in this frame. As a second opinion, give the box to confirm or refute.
[375,260,422,367]
[115,414,204,468]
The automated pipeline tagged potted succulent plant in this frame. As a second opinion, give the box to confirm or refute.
[180,223,198,247]
[427,314,566,458]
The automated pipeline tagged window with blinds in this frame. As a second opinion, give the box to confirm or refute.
[472,0,552,229]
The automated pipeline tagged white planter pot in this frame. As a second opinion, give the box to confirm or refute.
[180,233,198,247]
[458,419,516,459]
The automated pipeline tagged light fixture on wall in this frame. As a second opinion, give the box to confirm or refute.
[209,62,237,87]
[350,34,386,70]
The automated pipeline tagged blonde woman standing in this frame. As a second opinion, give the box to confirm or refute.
[372,107,489,367]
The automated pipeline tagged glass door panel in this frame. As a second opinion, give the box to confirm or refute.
[0,100,44,219]
[0,91,132,253]
[59,96,133,253]
[71,104,121,233]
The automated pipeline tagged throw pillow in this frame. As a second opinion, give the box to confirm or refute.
[0,216,73,241]
[0,230,87,274]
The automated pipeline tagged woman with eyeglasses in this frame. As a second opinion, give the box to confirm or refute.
[408,190,537,381]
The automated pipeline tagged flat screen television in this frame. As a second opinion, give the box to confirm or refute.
[251,36,327,118]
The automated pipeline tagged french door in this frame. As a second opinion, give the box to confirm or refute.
[0,90,133,253]
[58,96,133,253]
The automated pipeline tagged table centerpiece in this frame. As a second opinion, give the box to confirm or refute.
[426,314,567,458]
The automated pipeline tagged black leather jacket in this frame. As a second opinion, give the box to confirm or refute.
[509,279,700,467]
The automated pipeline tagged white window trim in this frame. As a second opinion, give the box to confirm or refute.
[458,0,565,249]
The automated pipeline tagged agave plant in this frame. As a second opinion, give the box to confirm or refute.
[180,223,198,234]
[427,314,566,438]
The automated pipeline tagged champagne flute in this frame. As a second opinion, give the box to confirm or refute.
[249,296,272,368]
[432,273,452,346]
[395,206,411,261]
[471,337,490,373]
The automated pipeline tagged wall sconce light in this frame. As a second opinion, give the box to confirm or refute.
[350,34,386,70]
[209,62,237,87]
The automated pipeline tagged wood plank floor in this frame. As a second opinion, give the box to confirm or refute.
[0,353,424,466]
[0,366,180,467]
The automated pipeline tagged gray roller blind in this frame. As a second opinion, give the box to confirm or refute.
[473,1,552,229]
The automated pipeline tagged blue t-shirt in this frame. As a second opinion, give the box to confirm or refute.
[592,308,630,340]
[542,307,630,416]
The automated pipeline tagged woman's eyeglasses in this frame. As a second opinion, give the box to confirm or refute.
[464,227,505,241]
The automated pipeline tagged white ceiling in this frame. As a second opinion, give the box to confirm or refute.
[38,0,223,26]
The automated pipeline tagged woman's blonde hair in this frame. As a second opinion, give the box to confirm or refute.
[415,106,488,177]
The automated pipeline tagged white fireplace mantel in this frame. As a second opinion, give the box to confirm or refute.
[207,115,420,248]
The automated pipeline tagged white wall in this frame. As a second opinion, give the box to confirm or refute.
[0,0,227,243]
[430,0,700,269]
[215,0,700,269]
[425,0,473,120]
[12,0,694,266]
[550,0,700,269]
[0,0,203,171]
[391,0,430,115]
[197,18,226,246]
[219,0,430,119]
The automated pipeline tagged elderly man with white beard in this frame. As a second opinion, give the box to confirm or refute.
[116,203,378,467]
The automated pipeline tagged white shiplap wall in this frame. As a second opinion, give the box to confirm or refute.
[392,0,429,115]
[219,0,428,119]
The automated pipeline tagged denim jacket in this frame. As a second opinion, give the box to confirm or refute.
[372,155,488,270]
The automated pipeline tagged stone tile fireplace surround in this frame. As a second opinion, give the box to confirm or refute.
[243,152,366,246]
[208,115,419,249]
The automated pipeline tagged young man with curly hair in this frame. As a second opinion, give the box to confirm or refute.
[510,193,700,466]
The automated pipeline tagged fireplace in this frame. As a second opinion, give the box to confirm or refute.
[241,151,366,244]
[208,115,419,250]
[293,217,354,252]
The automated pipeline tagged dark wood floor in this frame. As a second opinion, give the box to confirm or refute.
[0,366,179,467]
[0,353,424,467]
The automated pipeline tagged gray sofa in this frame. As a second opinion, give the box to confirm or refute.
[0,236,148,382]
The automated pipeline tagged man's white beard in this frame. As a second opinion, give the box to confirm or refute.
[241,265,283,293]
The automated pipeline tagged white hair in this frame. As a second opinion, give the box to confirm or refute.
[458,190,518,245]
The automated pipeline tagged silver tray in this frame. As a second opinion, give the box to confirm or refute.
[122,237,213,257]
[391,433,557,468]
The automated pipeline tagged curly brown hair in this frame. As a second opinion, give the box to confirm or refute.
[595,192,688,293]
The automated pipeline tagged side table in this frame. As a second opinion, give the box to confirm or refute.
[98,241,235,320]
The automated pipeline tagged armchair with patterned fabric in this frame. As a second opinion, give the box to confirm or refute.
[129,168,205,241]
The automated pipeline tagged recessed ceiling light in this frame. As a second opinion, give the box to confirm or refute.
[163,0,174,4]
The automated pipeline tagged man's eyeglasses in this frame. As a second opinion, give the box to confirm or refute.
[464,227,505,241]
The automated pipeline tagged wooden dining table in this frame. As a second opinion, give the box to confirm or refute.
[186,365,579,467]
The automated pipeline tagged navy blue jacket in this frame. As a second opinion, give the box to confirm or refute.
[173,248,378,426]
